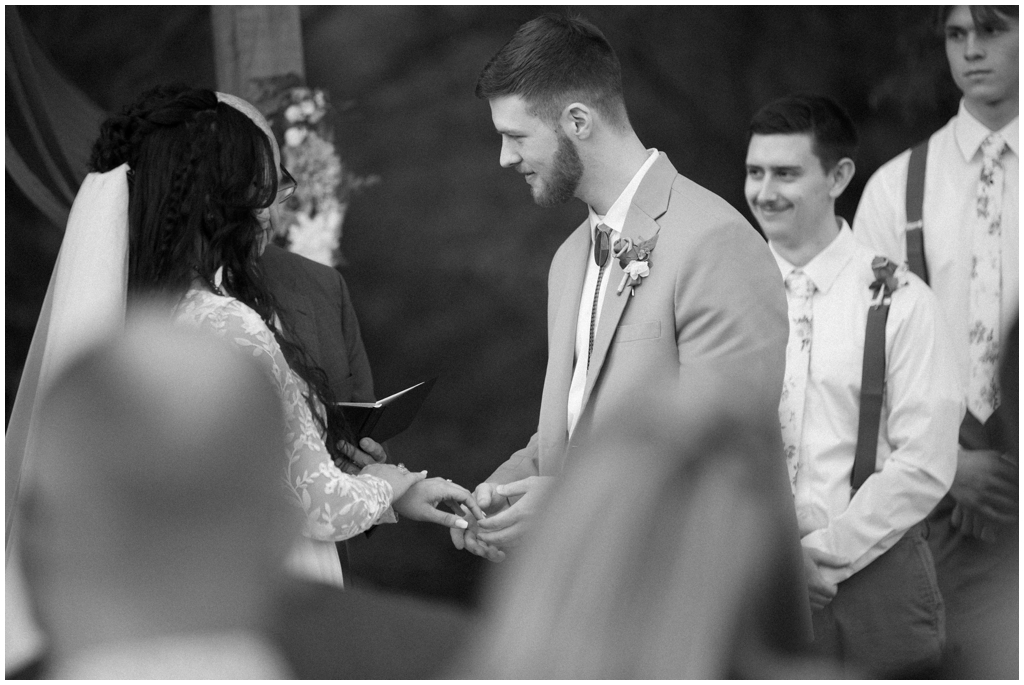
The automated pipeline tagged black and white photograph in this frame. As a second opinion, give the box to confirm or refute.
[5,5,1018,679]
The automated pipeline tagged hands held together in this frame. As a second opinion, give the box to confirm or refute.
[337,437,486,531]
[450,476,555,563]
[335,438,553,561]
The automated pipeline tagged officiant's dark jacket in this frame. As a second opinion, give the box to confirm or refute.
[260,243,376,404]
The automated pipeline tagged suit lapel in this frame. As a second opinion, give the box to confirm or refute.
[546,221,591,447]
[580,153,677,411]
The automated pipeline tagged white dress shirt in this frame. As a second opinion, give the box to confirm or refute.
[771,222,963,586]
[853,101,1019,397]
[567,148,659,436]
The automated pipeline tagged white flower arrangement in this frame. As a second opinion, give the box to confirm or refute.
[259,82,378,267]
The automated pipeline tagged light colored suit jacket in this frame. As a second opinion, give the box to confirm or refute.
[490,153,789,483]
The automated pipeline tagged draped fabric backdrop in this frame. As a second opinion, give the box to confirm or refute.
[5,6,107,541]
[6,7,103,228]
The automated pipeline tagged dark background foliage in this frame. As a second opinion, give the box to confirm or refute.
[8,6,960,607]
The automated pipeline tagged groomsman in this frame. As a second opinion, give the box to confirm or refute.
[460,12,794,583]
[853,6,1018,672]
[746,95,962,675]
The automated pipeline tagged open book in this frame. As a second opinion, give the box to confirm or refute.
[335,377,437,443]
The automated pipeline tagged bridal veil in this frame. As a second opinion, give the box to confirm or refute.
[5,164,130,670]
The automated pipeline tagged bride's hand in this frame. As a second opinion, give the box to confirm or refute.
[393,478,487,529]
[360,462,426,501]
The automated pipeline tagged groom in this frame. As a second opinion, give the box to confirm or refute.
[456,14,791,560]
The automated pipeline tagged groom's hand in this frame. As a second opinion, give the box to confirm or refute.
[450,482,508,562]
[472,482,508,514]
[451,523,506,563]
[475,476,554,549]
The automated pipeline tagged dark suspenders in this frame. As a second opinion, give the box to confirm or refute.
[904,140,930,284]
[850,143,929,492]
[852,257,899,492]
[845,144,929,493]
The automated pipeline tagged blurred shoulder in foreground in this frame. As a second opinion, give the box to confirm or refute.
[455,370,834,679]
[18,304,297,678]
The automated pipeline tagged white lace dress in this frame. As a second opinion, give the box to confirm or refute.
[176,288,396,586]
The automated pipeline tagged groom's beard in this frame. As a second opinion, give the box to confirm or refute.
[534,132,583,207]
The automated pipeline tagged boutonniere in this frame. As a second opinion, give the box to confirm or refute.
[868,256,906,304]
[613,231,660,296]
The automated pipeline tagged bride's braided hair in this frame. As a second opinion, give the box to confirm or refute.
[90,85,356,463]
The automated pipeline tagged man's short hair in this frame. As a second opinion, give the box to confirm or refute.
[475,13,629,128]
[747,94,858,172]
[936,5,1019,36]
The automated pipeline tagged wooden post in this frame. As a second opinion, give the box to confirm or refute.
[210,6,350,267]
[211,6,305,102]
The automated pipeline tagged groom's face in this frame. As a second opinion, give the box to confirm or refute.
[489,95,582,207]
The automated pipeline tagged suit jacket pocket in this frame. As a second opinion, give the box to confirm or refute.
[614,320,661,343]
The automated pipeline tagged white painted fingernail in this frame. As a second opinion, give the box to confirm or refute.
[456,519,469,529]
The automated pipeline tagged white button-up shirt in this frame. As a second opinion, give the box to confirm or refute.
[566,148,659,436]
[853,101,1019,397]
[771,223,963,586]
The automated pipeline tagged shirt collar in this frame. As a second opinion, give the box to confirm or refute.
[770,219,856,295]
[954,99,1019,161]
[588,148,660,239]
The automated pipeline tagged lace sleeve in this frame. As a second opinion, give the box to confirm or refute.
[176,290,396,541]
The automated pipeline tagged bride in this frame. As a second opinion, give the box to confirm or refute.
[18,85,480,588]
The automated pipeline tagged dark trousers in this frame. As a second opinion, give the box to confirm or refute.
[811,524,944,677]
[927,499,1019,678]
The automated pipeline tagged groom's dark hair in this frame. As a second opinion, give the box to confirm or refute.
[748,94,858,173]
[476,13,630,129]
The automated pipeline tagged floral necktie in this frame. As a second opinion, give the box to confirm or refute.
[779,270,815,494]
[967,132,1006,422]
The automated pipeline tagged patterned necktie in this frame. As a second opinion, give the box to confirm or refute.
[588,224,611,368]
[967,132,1006,422]
[779,270,815,494]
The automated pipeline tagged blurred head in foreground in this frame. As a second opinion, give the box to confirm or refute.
[459,373,821,679]
[18,307,297,677]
